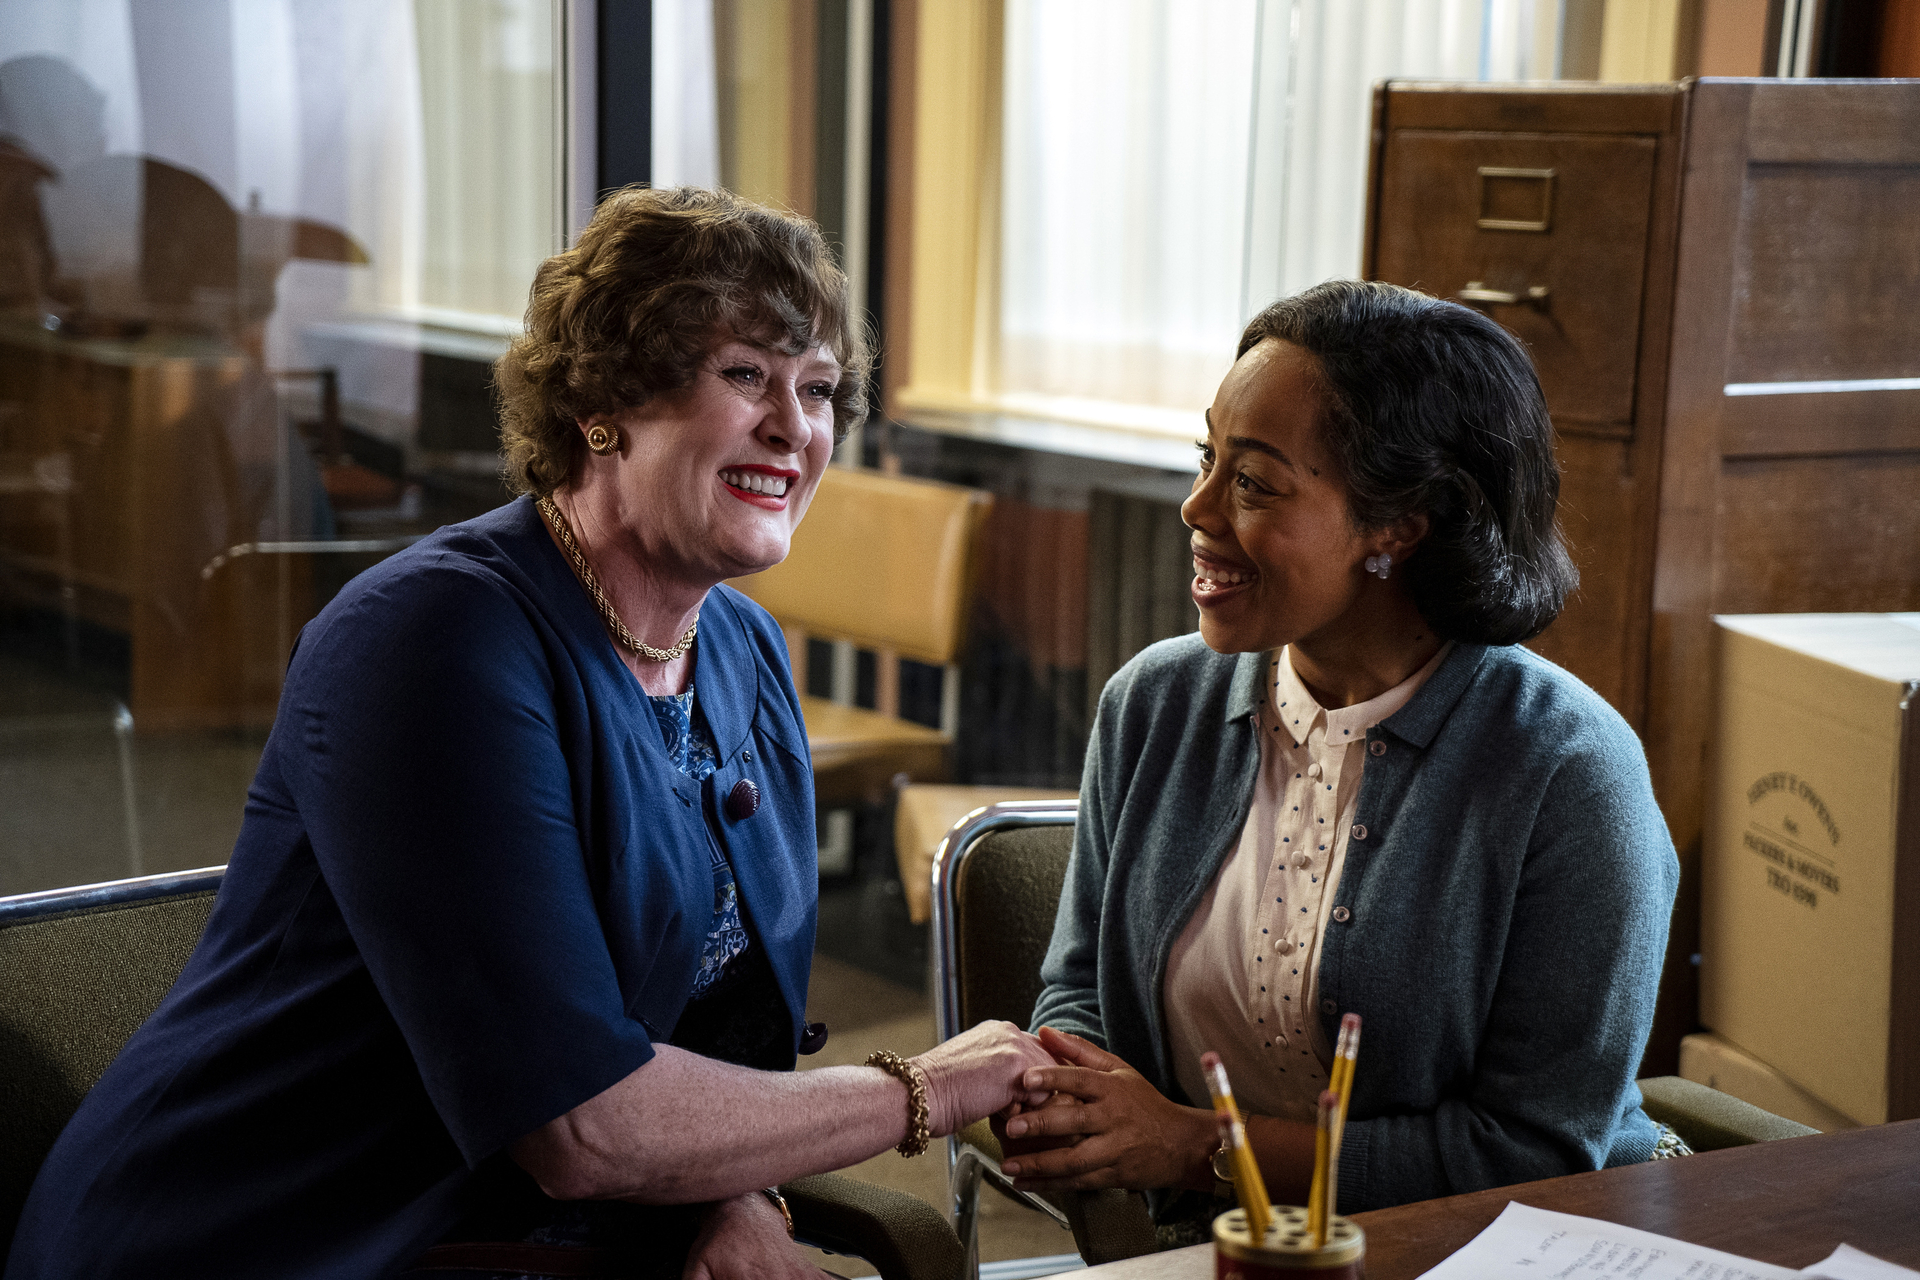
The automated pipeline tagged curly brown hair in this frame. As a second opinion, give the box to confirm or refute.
[496,186,872,496]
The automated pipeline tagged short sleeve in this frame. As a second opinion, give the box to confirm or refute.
[277,558,656,1166]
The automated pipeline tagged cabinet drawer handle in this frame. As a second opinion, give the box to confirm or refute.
[1458,282,1550,310]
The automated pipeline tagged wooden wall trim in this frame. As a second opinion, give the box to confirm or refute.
[1883,0,1920,76]
[1622,79,1694,1078]
[1721,388,1920,458]
[1648,79,1754,855]
[713,0,819,216]
[893,0,1003,407]
[882,0,918,410]
[1746,81,1920,164]
[1360,82,1389,280]
[788,0,819,216]
[1890,688,1920,1122]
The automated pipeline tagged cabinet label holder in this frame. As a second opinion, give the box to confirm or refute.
[1476,167,1556,232]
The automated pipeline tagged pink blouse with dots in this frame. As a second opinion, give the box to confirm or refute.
[1163,642,1449,1122]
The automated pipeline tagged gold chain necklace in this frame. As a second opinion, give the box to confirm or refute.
[537,495,698,662]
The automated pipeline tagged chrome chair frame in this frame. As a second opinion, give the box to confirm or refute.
[0,864,224,925]
[929,798,1081,1279]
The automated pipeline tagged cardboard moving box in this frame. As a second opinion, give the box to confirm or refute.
[1677,1032,1856,1132]
[1702,615,1920,1126]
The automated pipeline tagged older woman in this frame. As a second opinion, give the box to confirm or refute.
[6,188,1052,1280]
[1000,281,1680,1224]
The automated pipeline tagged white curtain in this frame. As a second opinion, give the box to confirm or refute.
[1000,0,1557,416]
[412,0,558,318]
[651,0,721,190]
[1000,0,1259,415]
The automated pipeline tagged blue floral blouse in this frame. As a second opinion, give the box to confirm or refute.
[646,690,749,998]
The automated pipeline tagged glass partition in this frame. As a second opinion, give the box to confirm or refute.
[0,0,558,894]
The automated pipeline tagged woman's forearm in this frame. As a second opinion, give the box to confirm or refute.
[512,1046,915,1203]
[512,1020,1054,1204]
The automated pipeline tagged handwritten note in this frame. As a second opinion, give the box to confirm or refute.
[1416,1202,1801,1280]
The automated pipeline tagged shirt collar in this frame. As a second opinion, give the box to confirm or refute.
[1269,642,1454,747]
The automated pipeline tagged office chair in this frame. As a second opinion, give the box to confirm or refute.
[931,800,1159,1278]
[0,866,222,1255]
[0,869,964,1280]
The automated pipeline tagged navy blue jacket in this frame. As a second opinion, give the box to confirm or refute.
[1031,637,1678,1212]
[7,497,819,1278]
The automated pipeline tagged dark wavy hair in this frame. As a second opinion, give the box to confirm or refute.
[496,186,872,496]
[1238,280,1577,645]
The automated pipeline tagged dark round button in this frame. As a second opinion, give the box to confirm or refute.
[726,779,760,821]
[1368,740,1387,757]
[798,1021,830,1055]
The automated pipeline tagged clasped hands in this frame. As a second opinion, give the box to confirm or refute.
[992,1027,1218,1194]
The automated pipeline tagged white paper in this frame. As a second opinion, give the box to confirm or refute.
[1801,1244,1920,1280]
[1416,1202,1800,1280]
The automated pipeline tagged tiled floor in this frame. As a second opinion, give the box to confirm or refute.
[2,637,1082,1275]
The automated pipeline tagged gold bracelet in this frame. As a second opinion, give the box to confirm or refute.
[866,1049,932,1157]
[759,1186,794,1238]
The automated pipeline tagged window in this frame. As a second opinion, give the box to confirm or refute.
[888,0,1560,447]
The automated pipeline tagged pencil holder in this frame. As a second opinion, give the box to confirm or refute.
[1213,1206,1365,1278]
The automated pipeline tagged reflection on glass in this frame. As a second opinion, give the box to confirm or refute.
[0,0,556,896]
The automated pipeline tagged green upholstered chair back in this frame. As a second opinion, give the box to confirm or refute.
[933,804,1078,1042]
[931,803,1161,1273]
[0,868,221,1253]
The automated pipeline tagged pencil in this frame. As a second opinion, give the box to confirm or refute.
[1332,1013,1361,1132]
[1310,1088,1337,1247]
[1307,1015,1353,1239]
[1200,1051,1271,1241]
[1323,1014,1362,1243]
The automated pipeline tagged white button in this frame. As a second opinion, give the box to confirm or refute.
[1306,762,1322,779]
[1292,852,1311,869]
[1275,939,1296,955]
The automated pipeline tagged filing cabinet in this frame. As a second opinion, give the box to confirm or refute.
[1362,79,1920,1074]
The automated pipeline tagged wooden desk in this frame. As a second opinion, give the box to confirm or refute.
[1077,1120,1920,1278]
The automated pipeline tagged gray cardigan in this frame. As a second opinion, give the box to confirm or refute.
[1030,636,1678,1212]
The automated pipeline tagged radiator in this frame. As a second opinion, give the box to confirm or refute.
[1084,489,1198,713]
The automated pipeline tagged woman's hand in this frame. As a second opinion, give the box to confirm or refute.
[682,1192,827,1280]
[993,1090,1080,1159]
[911,1020,1057,1137]
[996,1027,1217,1193]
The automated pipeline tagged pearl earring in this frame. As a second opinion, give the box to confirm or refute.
[1363,553,1392,580]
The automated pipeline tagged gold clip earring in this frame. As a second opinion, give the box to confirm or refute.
[585,423,621,455]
